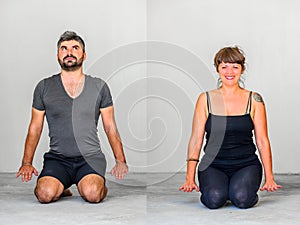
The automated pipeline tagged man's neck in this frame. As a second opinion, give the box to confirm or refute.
[61,69,84,81]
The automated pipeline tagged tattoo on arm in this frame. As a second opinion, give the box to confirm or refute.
[253,93,264,105]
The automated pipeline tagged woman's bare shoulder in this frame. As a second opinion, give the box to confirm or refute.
[252,92,265,105]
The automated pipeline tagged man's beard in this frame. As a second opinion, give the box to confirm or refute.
[58,55,84,72]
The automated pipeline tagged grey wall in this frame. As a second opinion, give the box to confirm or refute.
[1,0,299,174]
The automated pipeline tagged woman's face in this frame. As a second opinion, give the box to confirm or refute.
[218,62,242,87]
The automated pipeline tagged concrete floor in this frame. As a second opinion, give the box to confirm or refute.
[0,173,299,225]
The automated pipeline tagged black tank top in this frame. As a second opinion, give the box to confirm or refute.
[203,91,258,168]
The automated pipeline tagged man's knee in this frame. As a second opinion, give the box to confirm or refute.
[34,177,64,203]
[81,184,107,203]
[78,174,107,203]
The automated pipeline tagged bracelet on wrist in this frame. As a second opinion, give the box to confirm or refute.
[22,162,32,166]
[186,158,199,162]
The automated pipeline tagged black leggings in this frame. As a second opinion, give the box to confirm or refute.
[198,162,262,209]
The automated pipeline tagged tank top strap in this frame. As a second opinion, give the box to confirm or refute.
[206,91,212,113]
[245,91,252,114]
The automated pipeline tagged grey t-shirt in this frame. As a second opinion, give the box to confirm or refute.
[33,74,113,157]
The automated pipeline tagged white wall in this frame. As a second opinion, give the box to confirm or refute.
[1,0,299,173]
[0,0,147,173]
[147,0,300,174]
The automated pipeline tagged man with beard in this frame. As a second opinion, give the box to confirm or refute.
[16,31,128,203]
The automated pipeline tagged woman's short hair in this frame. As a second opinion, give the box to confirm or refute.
[214,46,245,73]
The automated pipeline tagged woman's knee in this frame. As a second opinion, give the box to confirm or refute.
[230,190,258,209]
[201,189,227,209]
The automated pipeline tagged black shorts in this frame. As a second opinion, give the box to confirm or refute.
[38,151,106,189]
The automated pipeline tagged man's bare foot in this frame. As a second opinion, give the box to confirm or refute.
[100,186,108,202]
[104,186,108,198]
[61,189,73,197]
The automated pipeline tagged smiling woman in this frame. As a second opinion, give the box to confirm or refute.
[214,47,246,88]
[179,46,282,209]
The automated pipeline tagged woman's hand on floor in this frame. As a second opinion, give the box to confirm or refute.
[260,179,282,192]
[179,180,200,192]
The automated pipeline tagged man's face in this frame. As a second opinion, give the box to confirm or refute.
[57,40,86,72]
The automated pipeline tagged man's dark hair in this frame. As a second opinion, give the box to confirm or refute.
[57,31,85,52]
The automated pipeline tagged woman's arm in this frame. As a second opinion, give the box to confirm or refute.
[251,92,282,192]
[179,92,208,192]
